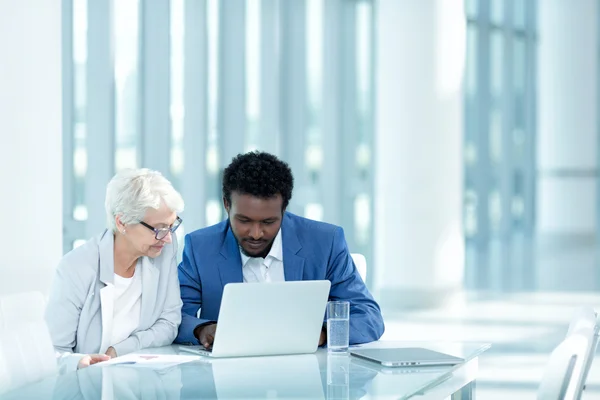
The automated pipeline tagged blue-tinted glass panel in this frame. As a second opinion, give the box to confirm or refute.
[73,0,87,221]
[465,0,477,19]
[170,0,185,182]
[245,0,261,152]
[113,0,140,171]
[305,0,324,181]
[490,0,504,25]
[514,0,526,29]
[490,31,504,98]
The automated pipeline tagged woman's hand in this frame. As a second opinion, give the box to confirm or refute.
[105,346,117,358]
[77,354,111,369]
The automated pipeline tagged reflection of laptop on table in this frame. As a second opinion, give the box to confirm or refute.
[350,348,463,367]
[179,280,330,358]
[212,354,324,399]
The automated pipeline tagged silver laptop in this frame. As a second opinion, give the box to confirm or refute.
[350,348,464,367]
[180,280,331,358]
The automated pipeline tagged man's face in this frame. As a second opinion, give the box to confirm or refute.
[225,191,284,258]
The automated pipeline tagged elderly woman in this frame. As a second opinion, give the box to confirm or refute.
[45,168,184,373]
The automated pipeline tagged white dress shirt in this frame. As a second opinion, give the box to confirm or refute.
[241,229,285,283]
[110,261,142,346]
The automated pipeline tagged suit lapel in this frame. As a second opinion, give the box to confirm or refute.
[283,252,305,281]
[98,231,115,354]
[282,214,305,281]
[139,256,159,328]
[218,227,244,286]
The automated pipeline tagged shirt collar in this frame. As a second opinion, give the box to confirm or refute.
[240,228,283,267]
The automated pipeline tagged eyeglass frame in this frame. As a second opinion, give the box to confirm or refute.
[139,216,183,240]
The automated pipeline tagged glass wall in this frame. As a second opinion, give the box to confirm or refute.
[464,0,537,288]
[62,0,375,285]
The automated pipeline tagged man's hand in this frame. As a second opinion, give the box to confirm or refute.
[105,346,117,358]
[195,323,217,349]
[319,330,327,346]
[77,354,110,369]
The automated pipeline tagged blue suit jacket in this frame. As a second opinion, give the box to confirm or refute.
[176,212,385,345]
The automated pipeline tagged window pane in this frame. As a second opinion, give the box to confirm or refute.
[514,0,526,30]
[465,0,477,19]
[514,38,526,94]
[490,0,504,25]
[208,0,219,149]
[170,0,185,181]
[465,141,477,167]
[464,189,478,237]
[354,194,370,246]
[245,0,261,151]
[466,24,477,98]
[512,125,526,167]
[305,145,323,182]
[489,108,502,164]
[113,0,140,171]
[206,0,221,223]
[464,23,478,152]
[489,188,502,231]
[513,38,526,139]
[73,0,87,220]
[305,203,324,222]
[356,1,372,147]
[306,0,324,168]
[490,31,503,98]
[206,199,222,226]
[356,1,371,122]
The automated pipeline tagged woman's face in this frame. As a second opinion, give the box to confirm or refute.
[120,201,178,258]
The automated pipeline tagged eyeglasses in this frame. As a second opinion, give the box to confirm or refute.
[139,216,183,240]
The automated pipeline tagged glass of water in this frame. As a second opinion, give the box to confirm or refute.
[327,300,350,352]
[327,353,350,399]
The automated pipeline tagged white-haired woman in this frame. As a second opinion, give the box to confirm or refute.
[45,168,184,373]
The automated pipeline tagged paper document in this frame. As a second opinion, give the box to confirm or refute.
[96,353,201,369]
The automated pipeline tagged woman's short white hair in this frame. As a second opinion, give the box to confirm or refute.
[105,168,185,232]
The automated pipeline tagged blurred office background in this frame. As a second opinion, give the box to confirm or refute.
[2,0,600,397]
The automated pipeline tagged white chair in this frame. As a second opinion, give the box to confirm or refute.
[0,291,57,394]
[0,321,57,394]
[565,306,600,399]
[350,253,367,282]
[0,291,47,330]
[537,333,590,400]
[567,307,598,338]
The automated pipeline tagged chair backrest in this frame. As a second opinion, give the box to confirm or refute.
[0,291,56,394]
[0,291,46,330]
[565,306,599,399]
[0,321,57,394]
[350,253,367,282]
[537,333,590,400]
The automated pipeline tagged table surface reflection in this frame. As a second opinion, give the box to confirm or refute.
[1,341,490,400]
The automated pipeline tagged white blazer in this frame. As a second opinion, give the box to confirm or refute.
[45,230,182,373]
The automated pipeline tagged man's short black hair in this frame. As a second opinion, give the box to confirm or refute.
[222,151,294,210]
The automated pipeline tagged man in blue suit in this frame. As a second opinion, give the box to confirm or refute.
[176,151,384,348]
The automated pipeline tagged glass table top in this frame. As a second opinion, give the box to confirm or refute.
[1,341,490,400]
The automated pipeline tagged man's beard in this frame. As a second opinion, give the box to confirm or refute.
[231,230,274,258]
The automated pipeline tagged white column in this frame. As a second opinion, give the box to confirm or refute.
[537,0,598,235]
[0,0,62,296]
[374,0,465,308]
